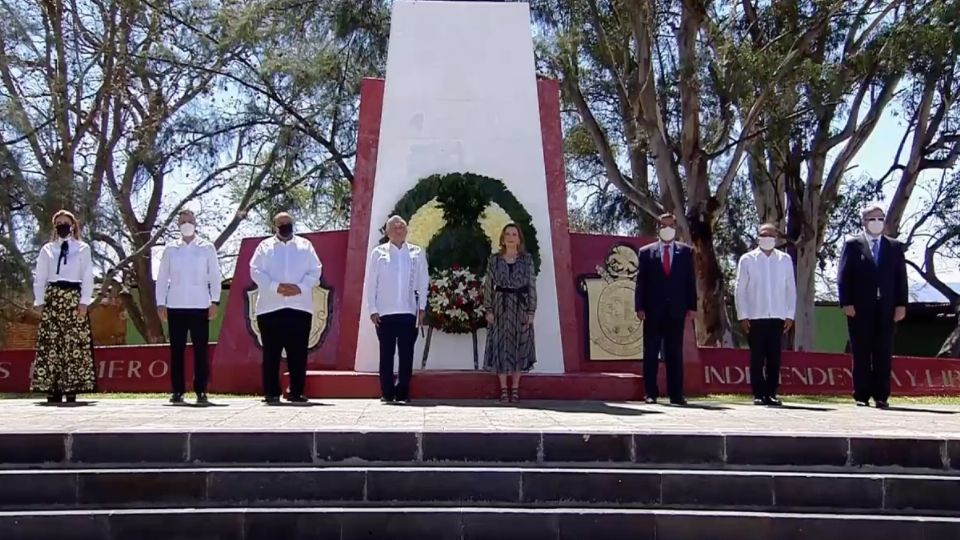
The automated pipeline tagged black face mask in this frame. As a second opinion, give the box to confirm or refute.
[277,223,294,238]
[55,224,72,239]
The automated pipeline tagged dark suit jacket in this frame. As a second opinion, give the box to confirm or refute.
[634,241,698,320]
[837,234,908,317]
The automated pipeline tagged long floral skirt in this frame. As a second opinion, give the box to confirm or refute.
[31,284,97,394]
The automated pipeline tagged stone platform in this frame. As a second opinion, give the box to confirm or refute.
[0,397,957,437]
[2,398,960,539]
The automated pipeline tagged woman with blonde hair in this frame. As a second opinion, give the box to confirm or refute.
[32,210,97,403]
[483,223,537,403]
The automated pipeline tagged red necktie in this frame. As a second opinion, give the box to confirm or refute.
[663,245,671,276]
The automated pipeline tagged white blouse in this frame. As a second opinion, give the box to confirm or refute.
[249,235,323,316]
[33,238,95,306]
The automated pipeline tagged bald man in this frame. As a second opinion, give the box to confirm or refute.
[249,213,322,404]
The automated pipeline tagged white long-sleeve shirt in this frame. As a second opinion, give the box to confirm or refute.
[155,236,221,309]
[249,235,322,316]
[366,242,429,316]
[735,248,797,321]
[33,238,95,306]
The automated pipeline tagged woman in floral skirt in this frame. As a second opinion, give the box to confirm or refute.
[31,210,97,403]
[483,223,537,403]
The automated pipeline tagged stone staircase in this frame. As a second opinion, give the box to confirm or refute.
[1,430,959,539]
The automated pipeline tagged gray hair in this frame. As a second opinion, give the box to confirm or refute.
[385,215,407,227]
[860,204,885,219]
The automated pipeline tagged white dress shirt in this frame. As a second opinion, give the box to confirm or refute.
[735,248,797,321]
[366,242,430,316]
[250,235,322,316]
[155,236,221,309]
[33,238,95,306]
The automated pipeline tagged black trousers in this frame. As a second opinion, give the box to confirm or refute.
[747,318,785,399]
[257,308,311,398]
[643,314,685,401]
[848,308,895,402]
[168,308,210,394]
[377,314,417,401]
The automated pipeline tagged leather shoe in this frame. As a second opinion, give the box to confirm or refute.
[195,393,209,405]
[285,394,309,403]
[855,400,870,407]
[170,393,185,404]
[766,396,783,407]
[875,400,890,409]
[262,396,280,405]
[669,398,688,406]
[753,398,765,406]
[644,397,657,405]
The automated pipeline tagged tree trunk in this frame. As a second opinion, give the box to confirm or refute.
[688,212,732,346]
[792,236,819,352]
[131,247,164,343]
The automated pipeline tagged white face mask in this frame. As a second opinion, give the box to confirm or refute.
[758,237,777,251]
[659,226,676,243]
[179,223,196,237]
[865,220,884,236]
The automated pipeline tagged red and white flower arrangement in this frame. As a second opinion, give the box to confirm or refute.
[425,265,486,334]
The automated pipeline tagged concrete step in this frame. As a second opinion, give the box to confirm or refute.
[1,430,956,470]
[1,466,959,515]
[1,506,959,540]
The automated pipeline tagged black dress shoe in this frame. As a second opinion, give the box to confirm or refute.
[753,398,766,406]
[644,397,657,405]
[380,397,395,404]
[855,400,870,407]
[262,396,280,405]
[170,393,185,404]
[46,393,63,404]
[396,398,410,405]
[195,393,209,405]
[669,398,688,406]
[875,400,890,409]
[285,394,309,403]
[766,396,783,407]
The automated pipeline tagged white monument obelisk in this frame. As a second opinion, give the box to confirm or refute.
[355,1,565,373]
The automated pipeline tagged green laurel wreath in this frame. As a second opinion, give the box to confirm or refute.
[383,172,541,276]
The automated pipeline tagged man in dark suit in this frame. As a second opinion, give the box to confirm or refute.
[837,204,908,409]
[635,213,698,405]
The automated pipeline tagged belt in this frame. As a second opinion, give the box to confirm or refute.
[494,286,526,294]
[493,285,528,313]
[49,281,81,291]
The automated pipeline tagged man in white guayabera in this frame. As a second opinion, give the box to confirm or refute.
[156,209,222,405]
[249,212,322,405]
[735,223,796,407]
[365,216,429,404]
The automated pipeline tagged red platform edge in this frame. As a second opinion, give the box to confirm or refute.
[3,345,960,397]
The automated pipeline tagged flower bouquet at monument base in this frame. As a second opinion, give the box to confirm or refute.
[426,265,486,335]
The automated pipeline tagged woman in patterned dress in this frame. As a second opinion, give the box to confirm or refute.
[31,210,97,404]
[483,223,537,403]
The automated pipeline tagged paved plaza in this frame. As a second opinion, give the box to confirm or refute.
[0,398,958,437]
